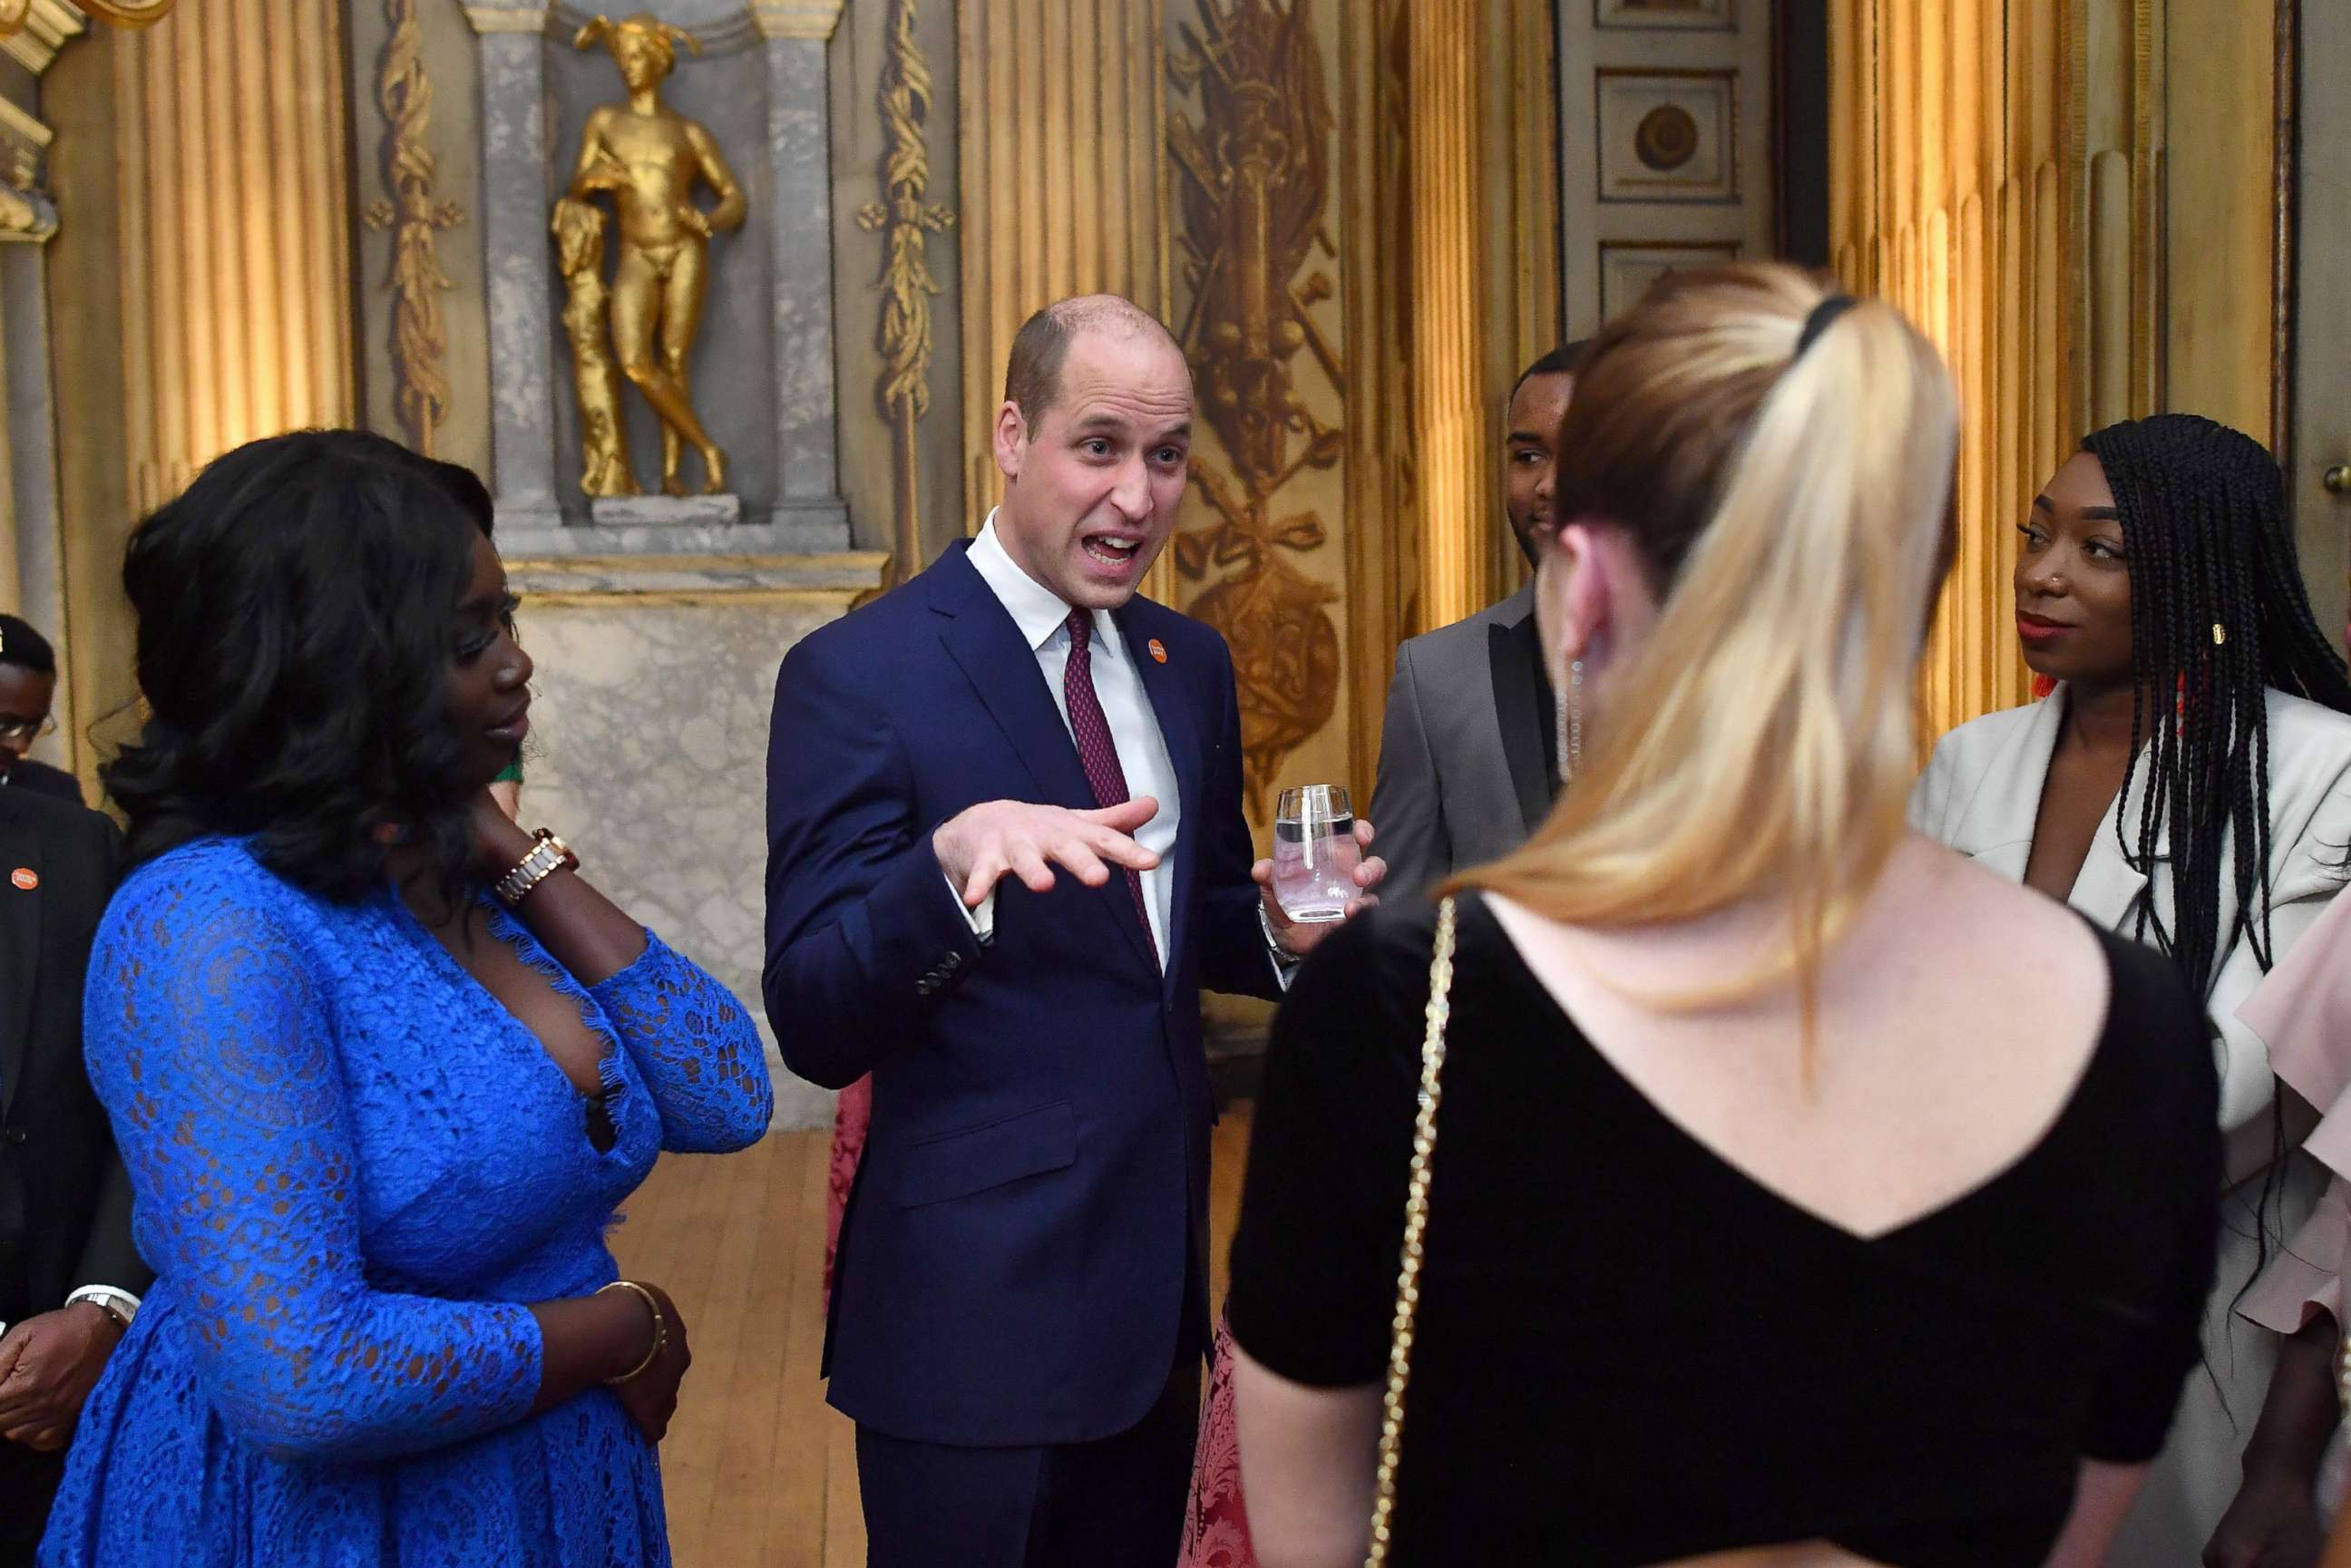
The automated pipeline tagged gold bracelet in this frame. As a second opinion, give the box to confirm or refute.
[596,1280,665,1385]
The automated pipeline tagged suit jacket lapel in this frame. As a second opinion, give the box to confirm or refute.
[1488,610,1554,837]
[929,543,1096,813]
[1942,687,2160,926]
[0,808,43,1120]
[2073,735,2166,934]
[928,545,1159,976]
[1119,610,1194,993]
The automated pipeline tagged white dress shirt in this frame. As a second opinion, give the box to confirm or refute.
[957,513,1184,966]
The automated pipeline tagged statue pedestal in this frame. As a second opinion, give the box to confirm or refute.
[590,494,744,529]
[497,489,850,560]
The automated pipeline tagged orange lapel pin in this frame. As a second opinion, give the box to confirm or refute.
[10,868,36,891]
[1147,638,1168,665]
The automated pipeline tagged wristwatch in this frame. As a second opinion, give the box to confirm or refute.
[495,829,580,907]
[65,1284,140,1331]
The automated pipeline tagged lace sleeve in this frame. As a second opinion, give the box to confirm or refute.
[86,867,543,1464]
[589,933,774,1154]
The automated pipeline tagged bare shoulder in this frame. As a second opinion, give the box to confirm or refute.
[1875,834,2105,996]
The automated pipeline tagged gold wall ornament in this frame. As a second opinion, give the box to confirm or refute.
[363,0,464,457]
[561,14,746,497]
[0,0,169,36]
[0,181,54,239]
[854,0,953,585]
[1167,0,1345,817]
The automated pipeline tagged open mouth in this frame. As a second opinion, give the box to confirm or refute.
[1082,534,1146,571]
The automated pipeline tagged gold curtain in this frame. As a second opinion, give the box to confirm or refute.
[1830,0,2073,743]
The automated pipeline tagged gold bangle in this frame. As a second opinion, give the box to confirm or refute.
[596,1280,665,1385]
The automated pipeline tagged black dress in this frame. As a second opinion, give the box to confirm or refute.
[1227,895,2220,1567]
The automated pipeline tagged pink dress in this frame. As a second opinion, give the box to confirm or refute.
[2236,887,2351,1508]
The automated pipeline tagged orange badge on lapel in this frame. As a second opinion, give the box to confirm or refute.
[10,868,36,891]
[1147,638,1168,665]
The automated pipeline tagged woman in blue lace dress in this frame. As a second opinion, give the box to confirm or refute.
[38,430,775,1567]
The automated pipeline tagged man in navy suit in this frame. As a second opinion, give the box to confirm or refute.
[765,295,1382,1566]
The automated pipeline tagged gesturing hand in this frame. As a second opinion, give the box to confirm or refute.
[610,1282,691,1445]
[934,797,1162,909]
[0,1303,123,1452]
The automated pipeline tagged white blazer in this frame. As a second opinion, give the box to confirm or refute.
[1911,687,2351,1137]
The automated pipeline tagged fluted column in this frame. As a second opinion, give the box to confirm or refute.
[957,0,1169,541]
[464,1,559,531]
[113,0,356,511]
[1832,0,2077,742]
[1405,0,1488,636]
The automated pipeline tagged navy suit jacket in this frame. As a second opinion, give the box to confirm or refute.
[764,541,1281,1446]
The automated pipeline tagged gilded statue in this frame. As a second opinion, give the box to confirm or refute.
[556,15,745,498]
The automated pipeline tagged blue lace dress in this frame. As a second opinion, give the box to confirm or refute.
[38,838,774,1567]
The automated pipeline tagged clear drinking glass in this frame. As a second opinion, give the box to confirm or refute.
[1271,784,1359,924]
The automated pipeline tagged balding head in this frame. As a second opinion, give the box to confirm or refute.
[990,295,1192,611]
[1003,295,1184,433]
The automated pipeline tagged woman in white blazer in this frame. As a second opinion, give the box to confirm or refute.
[1910,414,2351,1566]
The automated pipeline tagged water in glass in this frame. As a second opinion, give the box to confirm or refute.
[1272,784,1359,923]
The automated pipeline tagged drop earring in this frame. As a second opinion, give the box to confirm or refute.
[1556,656,1584,786]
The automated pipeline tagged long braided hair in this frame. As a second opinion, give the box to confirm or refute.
[2086,414,2351,1002]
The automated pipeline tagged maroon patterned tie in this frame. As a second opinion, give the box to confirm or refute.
[1063,609,1157,966]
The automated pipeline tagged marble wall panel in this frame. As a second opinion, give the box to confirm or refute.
[512,591,855,1130]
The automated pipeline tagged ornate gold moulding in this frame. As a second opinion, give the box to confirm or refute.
[0,0,174,36]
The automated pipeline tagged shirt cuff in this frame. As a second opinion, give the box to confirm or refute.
[1259,903,1301,993]
[944,872,996,944]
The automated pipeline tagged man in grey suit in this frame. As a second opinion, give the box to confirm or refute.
[1371,345,1582,896]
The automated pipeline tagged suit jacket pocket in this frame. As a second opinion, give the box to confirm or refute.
[890,1101,1076,1208]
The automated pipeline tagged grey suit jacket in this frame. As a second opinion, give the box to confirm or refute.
[1370,583,1556,899]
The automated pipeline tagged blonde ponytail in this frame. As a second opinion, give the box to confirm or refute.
[1458,264,1959,1025]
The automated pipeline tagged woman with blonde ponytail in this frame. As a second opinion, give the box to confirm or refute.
[1219,265,2221,1568]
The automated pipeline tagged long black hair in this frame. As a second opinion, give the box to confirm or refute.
[102,428,496,904]
[2089,414,2351,1000]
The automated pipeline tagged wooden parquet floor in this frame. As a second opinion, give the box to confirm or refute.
[611,1105,1256,1568]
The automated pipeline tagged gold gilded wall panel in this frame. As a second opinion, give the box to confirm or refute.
[2162,0,2275,444]
[1166,0,1344,816]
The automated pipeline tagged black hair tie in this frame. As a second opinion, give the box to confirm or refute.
[1795,294,1859,357]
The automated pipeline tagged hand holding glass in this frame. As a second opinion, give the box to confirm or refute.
[1271,784,1360,923]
